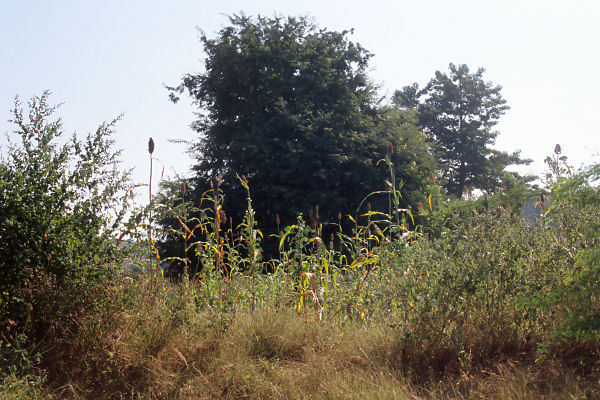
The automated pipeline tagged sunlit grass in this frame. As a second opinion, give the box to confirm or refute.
[3,147,599,399]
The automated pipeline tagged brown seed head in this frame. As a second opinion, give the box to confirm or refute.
[554,143,561,155]
[387,143,394,157]
[181,181,186,196]
[385,180,393,192]
[428,172,435,181]
[275,213,280,226]
[148,137,155,155]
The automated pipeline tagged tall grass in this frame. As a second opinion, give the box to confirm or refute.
[3,145,599,398]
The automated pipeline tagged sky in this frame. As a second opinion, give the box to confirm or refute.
[1,0,599,202]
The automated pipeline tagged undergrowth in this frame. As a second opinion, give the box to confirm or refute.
[3,196,599,398]
[1,100,598,398]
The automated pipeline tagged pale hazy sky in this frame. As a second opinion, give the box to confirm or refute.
[2,0,599,201]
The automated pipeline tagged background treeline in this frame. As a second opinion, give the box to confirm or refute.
[159,15,533,269]
[1,14,599,400]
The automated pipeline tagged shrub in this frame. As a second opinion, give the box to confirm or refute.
[533,159,600,345]
[0,91,132,375]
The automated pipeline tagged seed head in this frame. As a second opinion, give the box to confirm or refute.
[554,143,561,155]
[386,143,394,157]
[385,180,393,192]
[148,137,155,155]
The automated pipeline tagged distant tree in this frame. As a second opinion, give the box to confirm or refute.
[168,15,437,232]
[395,63,531,197]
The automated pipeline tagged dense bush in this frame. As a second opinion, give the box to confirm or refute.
[0,92,132,375]
[529,156,600,344]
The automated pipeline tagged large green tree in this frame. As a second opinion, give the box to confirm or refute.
[168,15,436,230]
[395,63,531,198]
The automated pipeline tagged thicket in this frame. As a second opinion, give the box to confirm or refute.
[2,94,598,398]
[0,92,133,386]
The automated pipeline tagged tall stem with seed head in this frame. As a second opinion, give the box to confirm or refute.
[148,137,154,203]
[148,137,155,275]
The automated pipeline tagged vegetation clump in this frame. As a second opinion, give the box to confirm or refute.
[1,18,599,399]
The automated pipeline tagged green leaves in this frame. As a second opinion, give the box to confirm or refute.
[397,63,531,198]
[168,15,437,242]
[0,91,132,326]
[527,160,600,345]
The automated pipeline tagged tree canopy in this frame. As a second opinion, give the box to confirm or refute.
[395,63,531,198]
[168,15,437,230]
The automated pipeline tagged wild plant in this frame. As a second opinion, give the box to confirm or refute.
[0,92,133,379]
[520,148,600,354]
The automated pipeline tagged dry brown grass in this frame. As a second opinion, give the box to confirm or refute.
[30,293,598,400]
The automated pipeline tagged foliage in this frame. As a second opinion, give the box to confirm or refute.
[525,151,600,345]
[2,147,598,398]
[395,63,534,197]
[0,373,46,400]
[374,209,565,367]
[1,86,598,398]
[11,192,599,398]
[167,15,438,233]
[0,92,132,375]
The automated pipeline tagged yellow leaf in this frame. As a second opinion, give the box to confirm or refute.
[177,216,194,237]
[348,257,378,269]
[428,194,432,211]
